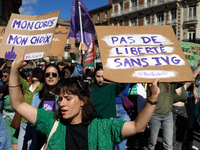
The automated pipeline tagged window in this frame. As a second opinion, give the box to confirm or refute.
[158,0,164,4]
[131,0,137,7]
[171,9,177,20]
[120,2,123,10]
[189,6,196,18]
[131,18,137,26]
[105,11,107,18]
[98,13,100,21]
[146,15,151,25]
[188,30,196,42]
[119,21,123,26]
[157,12,164,24]
[147,0,151,7]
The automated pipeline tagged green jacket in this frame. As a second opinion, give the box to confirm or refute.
[91,83,127,118]
[34,108,125,150]
[20,76,43,123]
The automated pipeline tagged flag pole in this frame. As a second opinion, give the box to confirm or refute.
[78,2,85,55]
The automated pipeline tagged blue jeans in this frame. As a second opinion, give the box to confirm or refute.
[0,113,12,150]
[17,122,32,150]
[114,104,131,150]
[148,112,173,150]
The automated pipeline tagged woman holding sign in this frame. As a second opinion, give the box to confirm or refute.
[9,54,160,150]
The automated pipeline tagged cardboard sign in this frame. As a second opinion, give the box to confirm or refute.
[0,10,60,60]
[180,41,200,67]
[95,25,194,83]
[0,26,6,44]
[48,28,69,56]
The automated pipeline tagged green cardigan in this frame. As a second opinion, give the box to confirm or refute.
[20,76,43,123]
[34,108,125,150]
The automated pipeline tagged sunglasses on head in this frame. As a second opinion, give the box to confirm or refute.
[2,75,7,78]
[45,72,58,78]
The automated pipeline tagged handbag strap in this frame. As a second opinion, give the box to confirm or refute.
[46,119,59,148]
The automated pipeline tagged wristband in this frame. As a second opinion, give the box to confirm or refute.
[146,98,158,105]
[9,84,20,88]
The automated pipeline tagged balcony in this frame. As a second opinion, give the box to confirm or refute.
[184,17,198,24]
[167,19,178,25]
[111,0,176,18]
[153,21,165,25]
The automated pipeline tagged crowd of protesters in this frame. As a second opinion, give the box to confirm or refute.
[0,42,200,150]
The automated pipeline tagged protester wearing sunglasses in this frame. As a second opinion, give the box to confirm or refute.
[22,63,61,150]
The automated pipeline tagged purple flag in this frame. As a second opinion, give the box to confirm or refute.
[68,0,95,46]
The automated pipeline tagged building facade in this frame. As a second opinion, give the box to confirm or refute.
[109,0,200,43]
[0,0,22,26]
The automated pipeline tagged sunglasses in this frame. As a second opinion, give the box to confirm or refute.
[45,72,58,78]
[2,75,7,78]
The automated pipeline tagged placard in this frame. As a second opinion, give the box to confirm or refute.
[95,25,194,83]
[0,10,60,60]
[0,26,6,44]
[180,41,200,67]
[49,28,69,56]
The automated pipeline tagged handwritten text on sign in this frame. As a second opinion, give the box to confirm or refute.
[102,34,185,78]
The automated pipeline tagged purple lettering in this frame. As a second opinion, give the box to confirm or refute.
[141,37,151,44]
[151,36,161,44]
[160,56,170,64]
[124,58,132,67]
[141,58,149,67]
[152,57,162,66]
[116,48,122,55]
[130,58,142,66]
[12,20,21,29]
[151,47,159,53]
[39,22,43,28]
[49,19,55,27]
[35,22,40,29]
[27,22,34,30]
[145,47,153,53]
[8,35,16,44]
[171,56,181,64]
[120,37,127,44]
[138,47,145,55]
[160,45,167,53]
[125,45,128,54]
[127,37,135,44]
[130,47,138,55]
[39,36,44,43]
[114,58,122,67]
[111,37,118,44]
[21,21,27,29]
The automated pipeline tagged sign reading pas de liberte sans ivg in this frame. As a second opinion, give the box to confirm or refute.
[95,25,194,83]
[0,10,60,60]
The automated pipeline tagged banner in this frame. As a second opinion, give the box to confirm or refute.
[179,41,200,68]
[68,0,95,47]
[0,10,60,60]
[84,39,95,66]
[95,25,194,83]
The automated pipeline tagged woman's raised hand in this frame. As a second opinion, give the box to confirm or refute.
[11,54,28,70]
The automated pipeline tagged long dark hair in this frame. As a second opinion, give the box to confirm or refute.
[54,77,96,125]
[93,66,103,84]
[39,63,61,100]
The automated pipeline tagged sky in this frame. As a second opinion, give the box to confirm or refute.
[19,0,109,20]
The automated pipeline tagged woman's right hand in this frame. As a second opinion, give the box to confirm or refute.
[11,54,28,70]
